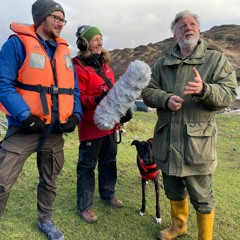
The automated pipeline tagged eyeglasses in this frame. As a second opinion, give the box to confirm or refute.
[48,14,67,25]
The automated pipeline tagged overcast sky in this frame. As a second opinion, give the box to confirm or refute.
[1,0,240,56]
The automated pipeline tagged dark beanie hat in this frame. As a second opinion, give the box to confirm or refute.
[32,0,65,28]
[76,25,102,42]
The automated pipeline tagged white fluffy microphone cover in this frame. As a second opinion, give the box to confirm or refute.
[94,60,151,130]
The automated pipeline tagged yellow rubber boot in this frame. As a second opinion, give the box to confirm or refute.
[158,198,188,240]
[197,210,214,240]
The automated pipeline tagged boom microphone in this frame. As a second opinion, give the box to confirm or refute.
[94,60,151,130]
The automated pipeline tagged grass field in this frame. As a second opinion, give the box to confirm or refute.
[0,112,239,240]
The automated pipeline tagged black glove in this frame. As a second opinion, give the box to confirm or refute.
[120,108,133,124]
[61,115,80,133]
[95,90,108,104]
[21,114,46,133]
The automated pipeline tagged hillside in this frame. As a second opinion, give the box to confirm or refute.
[110,24,240,82]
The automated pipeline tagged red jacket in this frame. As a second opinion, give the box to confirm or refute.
[72,57,115,142]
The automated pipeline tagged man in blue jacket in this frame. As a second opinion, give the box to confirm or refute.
[0,0,82,239]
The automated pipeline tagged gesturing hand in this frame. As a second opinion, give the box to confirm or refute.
[184,67,203,95]
[166,95,184,112]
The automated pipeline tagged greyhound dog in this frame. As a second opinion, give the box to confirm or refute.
[131,138,162,224]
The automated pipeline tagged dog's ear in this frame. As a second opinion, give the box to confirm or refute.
[147,138,154,143]
[131,140,139,146]
[147,138,153,147]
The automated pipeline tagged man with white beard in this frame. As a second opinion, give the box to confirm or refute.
[142,10,237,240]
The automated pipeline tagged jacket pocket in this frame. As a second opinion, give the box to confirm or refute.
[185,122,216,165]
[153,121,169,162]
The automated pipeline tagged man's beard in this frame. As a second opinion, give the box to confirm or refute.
[179,36,199,50]
[49,30,60,39]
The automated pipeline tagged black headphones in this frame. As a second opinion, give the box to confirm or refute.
[76,36,89,52]
[76,25,90,52]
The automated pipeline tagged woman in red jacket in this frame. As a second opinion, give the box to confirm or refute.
[72,25,123,223]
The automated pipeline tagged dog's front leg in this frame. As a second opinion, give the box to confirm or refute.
[154,176,162,224]
[139,178,146,216]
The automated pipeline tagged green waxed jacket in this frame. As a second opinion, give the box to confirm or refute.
[141,39,238,177]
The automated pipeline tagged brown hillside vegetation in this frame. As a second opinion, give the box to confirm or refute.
[110,24,240,82]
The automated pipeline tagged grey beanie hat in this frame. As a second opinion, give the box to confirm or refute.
[32,0,65,28]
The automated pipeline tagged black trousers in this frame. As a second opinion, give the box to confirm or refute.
[76,134,117,212]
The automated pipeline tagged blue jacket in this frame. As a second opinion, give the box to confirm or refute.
[0,34,82,128]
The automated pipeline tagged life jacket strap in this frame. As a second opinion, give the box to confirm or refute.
[16,81,74,115]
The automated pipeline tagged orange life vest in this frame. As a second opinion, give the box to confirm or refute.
[4,23,74,124]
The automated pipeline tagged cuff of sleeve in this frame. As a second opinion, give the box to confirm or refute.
[192,83,209,101]
[73,113,81,122]
[16,110,31,122]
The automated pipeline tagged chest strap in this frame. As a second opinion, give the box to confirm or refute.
[16,81,74,115]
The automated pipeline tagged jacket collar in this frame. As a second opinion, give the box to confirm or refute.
[163,39,207,66]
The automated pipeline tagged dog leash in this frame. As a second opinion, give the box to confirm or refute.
[113,128,122,144]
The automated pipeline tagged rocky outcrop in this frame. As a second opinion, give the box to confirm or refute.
[202,25,240,81]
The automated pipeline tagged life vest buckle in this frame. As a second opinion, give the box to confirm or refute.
[49,85,59,94]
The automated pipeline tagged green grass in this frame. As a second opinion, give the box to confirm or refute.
[0,112,239,240]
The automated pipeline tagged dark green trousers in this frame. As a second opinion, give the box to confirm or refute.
[162,172,216,213]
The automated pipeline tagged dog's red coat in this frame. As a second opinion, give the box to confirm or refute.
[137,155,161,180]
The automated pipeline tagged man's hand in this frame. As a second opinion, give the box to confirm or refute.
[60,115,80,133]
[21,114,46,133]
[184,67,203,95]
[166,95,184,111]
